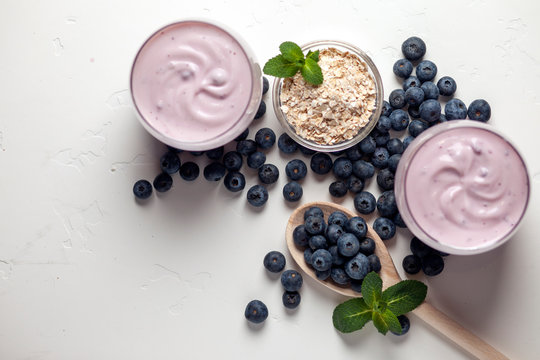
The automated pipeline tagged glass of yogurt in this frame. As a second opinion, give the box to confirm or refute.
[130,19,262,151]
[395,120,530,255]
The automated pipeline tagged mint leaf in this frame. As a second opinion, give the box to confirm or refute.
[301,57,323,85]
[361,272,383,308]
[332,298,372,333]
[306,50,319,62]
[373,309,402,335]
[372,311,389,335]
[263,55,301,78]
[382,280,427,316]
[280,41,304,62]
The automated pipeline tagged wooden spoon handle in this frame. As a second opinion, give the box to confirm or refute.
[413,302,509,360]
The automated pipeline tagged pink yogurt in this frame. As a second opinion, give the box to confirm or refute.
[131,20,262,150]
[395,121,530,255]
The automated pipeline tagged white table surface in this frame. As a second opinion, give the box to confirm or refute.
[1,1,539,359]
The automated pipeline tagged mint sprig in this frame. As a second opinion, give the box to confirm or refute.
[332,272,427,335]
[263,41,323,85]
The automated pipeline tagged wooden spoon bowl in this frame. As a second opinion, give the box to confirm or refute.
[285,201,508,360]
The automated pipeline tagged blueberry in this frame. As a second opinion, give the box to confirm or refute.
[393,58,413,79]
[283,181,303,202]
[224,171,246,192]
[282,291,301,309]
[323,225,341,246]
[371,147,390,168]
[304,248,313,265]
[337,233,360,257]
[403,136,414,149]
[304,206,324,220]
[377,190,397,217]
[389,109,410,131]
[408,119,429,137]
[445,98,467,120]
[374,131,390,147]
[352,160,375,179]
[408,106,421,119]
[262,76,269,95]
[254,100,266,119]
[468,99,491,122]
[392,212,407,228]
[377,168,395,190]
[190,151,205,156]
[354,191,376,215]
[277,133,298,154]
[388,154,401,173]
[345,253,370,280]
[311,249,333,271]
[420,81,439,100]
[329,245,346,266]
[381,100,392,117]
[153,172,173,192]
[344,217,368,239]
[402,36,426,61]
[160,151,181,174]
[329,181,348,198]
[255,127,276,150]
[203,162,226,181]
[402,254,422,274]
[331,267,351,286]
[347,175,365,194]
[293,224,310,247]
[245,300,268,324]
[285,159,307,180]
[331,149,346,156]
[305,215,326,235]
[419,99,441,123]
[386,138,404,155]
[404,87,425,107]
[350,279,363,293]
[316,268,332,281]
[359,136,376,154]
[236,139,257,156]
[359,237,376,255]
[222,151,243,171]
[333,157,353,179]
[410,237,434,258]
[373,217,396,240]
[299,144,317,156]
[422,253,444,276]
[389,89,406,109]
[235,127,249,141]
[310,153,333,175]
[246,185,268,207]
[328,211,348,227]
[166,145,183,153]
[133,179,152,199]
[205,146,224,160]
[437,76,457,96]
[247,151,266,169]
[391,315,411,336]
[376,116,392,132]
[368,254,381,273]
[416,60,437,82]
[345,145,363,161]
[263,251,286,273]
[281,269,303,291]
[403,76,421,91]
[258,163,279,184]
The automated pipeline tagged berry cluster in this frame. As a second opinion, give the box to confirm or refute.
[402,237,448,277]
[293,206,381,291]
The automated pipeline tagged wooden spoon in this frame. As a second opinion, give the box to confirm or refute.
[286,201,509,360]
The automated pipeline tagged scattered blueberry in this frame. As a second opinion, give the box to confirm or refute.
[153,172,173,192]
[347,175,365,194]
[235,127,249,141]
[376,116,392,132]
[402,36,426,61]
[359,136,376,154]
[422,253,445,276]
[345,145,363,161]
[329,180,348,198]
[205,146,224,160]
[328,211,348,227]
[391,315,411,336]
[190,151,205,156]
[344,216,368,239]
[283,181,303,202]
[420,81,439,100]
[371,147,390,168]
[350,279,363,293]
[359,237,376,256]
[389,89,406,109]
[237,139,257,156]
[404,87,425,107]
[390,109,410,131]
[258,163,279,184]
[392,212,407,228]
[345,253,370,280]
[316,268,332,281]
[133,179,152,199]
[416,60,437,82]
[246,185,268,207]
[304,206,324,220]
[281,269,303,291]
[468,99,491,122]
[331,267,351,286]
[337,233,360,257]
[393,58,413,79]
[386,138,404,155]
[403,76,421,91]
[368,254,381,273]
[373,217,396,240]
[299,145,317,156]
[254,100,266,119]
[410,237,434,258]
[387,154,401,173]
[282,291,301,309]
[245,300,268,324]
[408,106,421,119]
[293,225,310,247]
[310,153,333,175]
[402,254,422,274]
[224,171,246,192]
[353,191,376,215]
[203,162,226,181]
[333,157,353,179]
[403,136,414,149]
[277,133,298,154]
[408,119,429,137]
[377,190,398,217]
[381,100,392,117]
[437,76,457,96]
[374,131,390,147]
[419,99,441,123]
[160,151,181,174]
[352,160,375,179]
[255,127,276,150]
[263,251,286,273]
[445,98,467,120]
[222,151,243,171]
[179,162,199,181]
[377,168,395,190]
[262,76,269,95]
[311,249,333,271]
[247,151,266,169]
[285,159,308,180]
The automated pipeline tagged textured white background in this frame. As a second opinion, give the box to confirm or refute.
[1,1,539,359]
